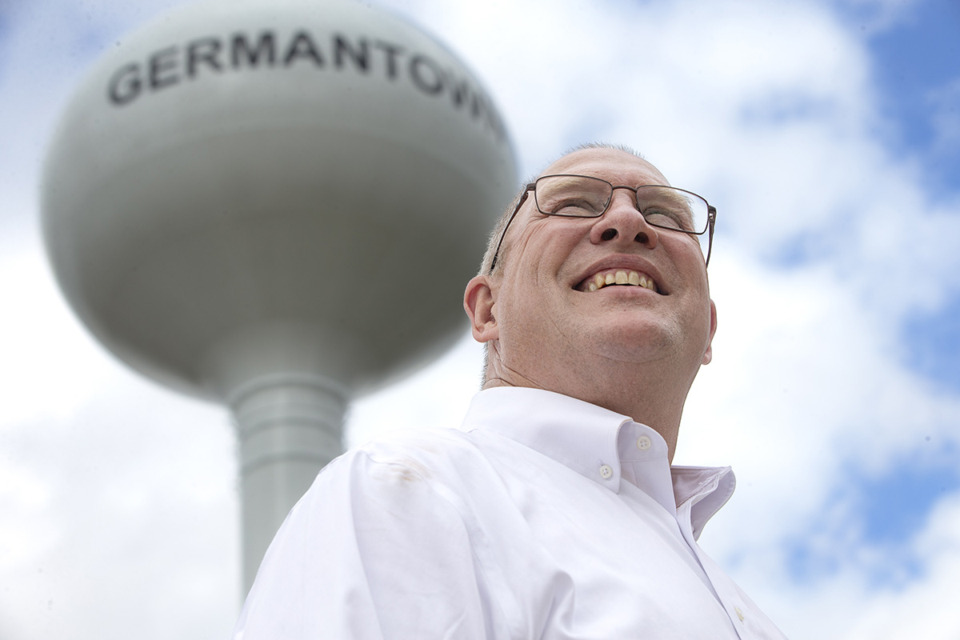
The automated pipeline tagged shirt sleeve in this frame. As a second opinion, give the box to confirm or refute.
[232,448,494,640]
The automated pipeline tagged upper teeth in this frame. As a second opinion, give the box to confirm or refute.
[586,270,656,292]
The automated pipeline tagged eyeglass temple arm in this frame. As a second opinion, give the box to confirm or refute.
[704,205,717,267]
[488,189,532,274]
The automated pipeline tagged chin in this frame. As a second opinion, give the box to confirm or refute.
[589,324,679,362]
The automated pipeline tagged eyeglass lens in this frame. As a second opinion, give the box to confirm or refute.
[534,175,711,259]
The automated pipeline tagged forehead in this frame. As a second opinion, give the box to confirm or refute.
[541,148,671,186]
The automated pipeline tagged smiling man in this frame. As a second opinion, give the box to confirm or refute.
[468,146,717,462]
[233,145,788,639]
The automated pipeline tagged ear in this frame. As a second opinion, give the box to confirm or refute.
[701,299,718,365]
[464,274,499,344]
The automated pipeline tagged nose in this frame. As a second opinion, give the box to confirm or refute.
[589,188,659,250]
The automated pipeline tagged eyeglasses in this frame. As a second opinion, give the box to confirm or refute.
[488,174,717,273]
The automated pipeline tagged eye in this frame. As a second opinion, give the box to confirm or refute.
[540,191,607,216]
[550,196,604,215]
[643,208,688,230]
[535,176,611,217]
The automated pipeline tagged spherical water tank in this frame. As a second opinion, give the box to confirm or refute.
[43,0,516,401]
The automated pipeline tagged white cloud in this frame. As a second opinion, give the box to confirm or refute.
[677,245,960,636]
[842,491,960,639]
[0,248,117,426]
[0,370,240,640]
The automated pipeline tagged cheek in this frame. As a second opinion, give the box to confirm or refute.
[663,232,706,262]
[665,241,711,292]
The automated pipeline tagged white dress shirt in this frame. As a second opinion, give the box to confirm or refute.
[234,387,787,639]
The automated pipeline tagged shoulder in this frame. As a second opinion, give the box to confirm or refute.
[315,426,490,492]
[352,426,481,469]
[299,426,523,528]
[360,425,478,455]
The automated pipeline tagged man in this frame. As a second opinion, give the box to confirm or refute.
[233,145,788,639]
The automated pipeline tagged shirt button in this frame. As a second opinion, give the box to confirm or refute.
[735,607,745,622]
[636,435,652,450]
[599,464,613,479]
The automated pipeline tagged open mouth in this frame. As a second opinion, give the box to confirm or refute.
[576,268,659,293]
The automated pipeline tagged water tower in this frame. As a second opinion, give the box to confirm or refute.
[41,0,516,591]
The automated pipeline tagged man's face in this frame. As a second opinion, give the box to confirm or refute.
[469,148,716,387]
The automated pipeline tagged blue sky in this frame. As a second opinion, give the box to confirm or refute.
[850,0,960,394]
[1,1,959,638]
[907,299,960,391]
[860,0,960,189]
[843,0,960,570]
[787,453,960,586]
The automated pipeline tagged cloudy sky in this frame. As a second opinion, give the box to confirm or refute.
[2,0,959,638]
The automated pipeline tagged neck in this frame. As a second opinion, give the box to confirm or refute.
[485,352,697,463]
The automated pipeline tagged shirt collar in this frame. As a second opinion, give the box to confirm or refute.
[460,386,735,538]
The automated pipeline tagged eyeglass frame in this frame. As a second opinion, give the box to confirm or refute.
[487,175,717,274]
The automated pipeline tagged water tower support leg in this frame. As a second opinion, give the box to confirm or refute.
[228,373,348,594]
